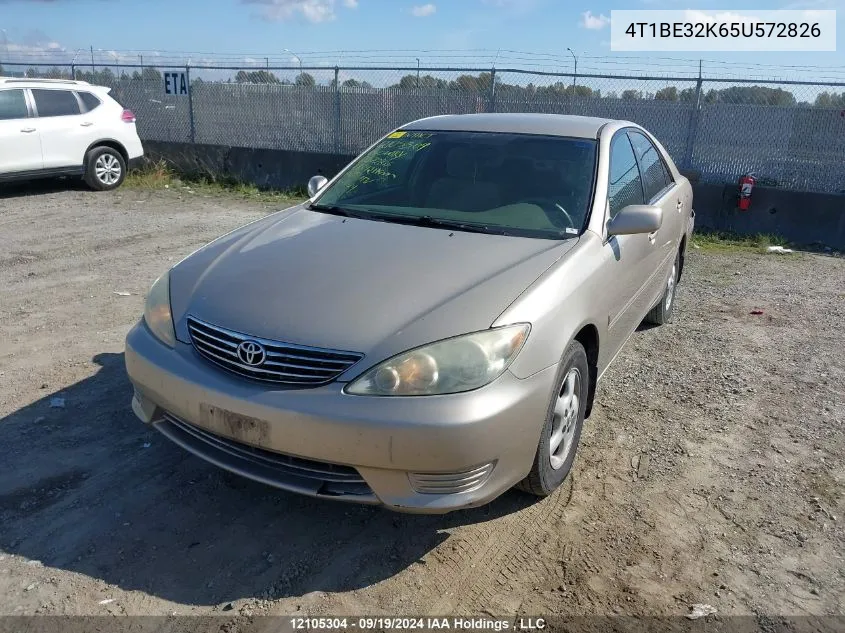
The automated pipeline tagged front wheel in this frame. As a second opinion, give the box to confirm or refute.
[84,147,127,191]
[518,340,589,497]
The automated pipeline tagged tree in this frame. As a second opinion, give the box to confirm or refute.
[390,73,448,90]
[621,89,643,100]
[341,78,374,89]
[141,67,162,81]
[814,91,845,108]
[450,72,493,92]
[235,69,280,84]
[654,86,678,102]
[679,87,697,102]
[294,72,316,87]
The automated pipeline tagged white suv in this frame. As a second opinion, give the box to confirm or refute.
[0,78,144,191]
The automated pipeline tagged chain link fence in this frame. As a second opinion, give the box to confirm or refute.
[4,62,845,193]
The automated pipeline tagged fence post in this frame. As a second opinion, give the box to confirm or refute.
[333,66,341,154]
[488,67,497,113]
[71,64,76,80]
[186,64,196,144]
[682,63,703,170]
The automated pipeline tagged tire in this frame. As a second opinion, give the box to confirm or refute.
[517,340,589,497]
[645,250,680,326]
[83,146,126,191]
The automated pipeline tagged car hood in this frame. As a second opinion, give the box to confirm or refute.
[170,205,577,369]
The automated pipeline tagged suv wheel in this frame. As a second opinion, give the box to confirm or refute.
[84,147,126,191]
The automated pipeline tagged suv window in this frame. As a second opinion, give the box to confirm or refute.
[608,133,644,218]
[0,89,29,120]
[78,92,102,112]
[31,89,81,117]
[628,131,673,202]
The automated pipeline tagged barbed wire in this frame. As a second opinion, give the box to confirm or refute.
[2,47,845,83]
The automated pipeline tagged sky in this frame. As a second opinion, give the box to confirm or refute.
[0,0,843,81]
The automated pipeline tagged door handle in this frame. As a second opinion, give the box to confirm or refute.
[648,230,658,242]
[20,128,36,133]
[80,122,94,127]
[676,199,683,212]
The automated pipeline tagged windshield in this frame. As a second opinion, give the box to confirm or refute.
[312,130,597,239]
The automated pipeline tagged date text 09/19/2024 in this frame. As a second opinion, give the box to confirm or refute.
[289,617,548,630]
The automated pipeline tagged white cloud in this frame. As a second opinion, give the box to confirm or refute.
[581,10,610,29]
[242,0,356,23]
[411,3,436,17]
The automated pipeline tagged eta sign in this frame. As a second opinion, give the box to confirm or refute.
[163,71,189,96]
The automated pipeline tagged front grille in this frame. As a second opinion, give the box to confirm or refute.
[156,413,377,500]
[187,316,363,386]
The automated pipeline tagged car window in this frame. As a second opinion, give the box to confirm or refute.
[0,89,29,120]
[31,89,81,117]
[628,131,673,202]
[608,133,644,218]
[314,130,598,240]
[78,92,102,112]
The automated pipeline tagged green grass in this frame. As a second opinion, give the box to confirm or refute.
[125,159,307,204]
[691,229,790,253]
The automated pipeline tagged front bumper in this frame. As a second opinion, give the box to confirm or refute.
[124,320,557,513]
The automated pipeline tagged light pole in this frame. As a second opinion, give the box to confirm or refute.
[416,57,420,88]
[566,47,577,92]
[284,48,302,79]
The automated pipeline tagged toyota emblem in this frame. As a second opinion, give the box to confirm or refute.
[237,340,266,366]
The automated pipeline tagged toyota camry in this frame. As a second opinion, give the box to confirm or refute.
[125,113,694,513]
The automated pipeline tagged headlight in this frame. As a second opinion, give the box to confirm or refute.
[143,272,175,347]
[346,324,530,396]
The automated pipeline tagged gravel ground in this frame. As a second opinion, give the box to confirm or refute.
[0,182,843,626]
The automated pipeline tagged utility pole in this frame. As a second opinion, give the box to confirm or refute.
[566,47,577,91]
[265,57,269,69]
[90,45,95,73]
[284,48,302,78]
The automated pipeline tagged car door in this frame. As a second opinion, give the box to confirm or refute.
[0,88,43,173]
[29,88,92,169]
[601,130,652,354]
[627,130,680,311]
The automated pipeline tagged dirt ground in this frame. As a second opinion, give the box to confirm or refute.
[1,182,843,626]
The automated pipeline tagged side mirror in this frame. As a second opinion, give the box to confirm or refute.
[307,175,328,198]
[607,204,663,237]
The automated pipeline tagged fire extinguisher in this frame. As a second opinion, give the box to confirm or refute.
[738,174,756,211]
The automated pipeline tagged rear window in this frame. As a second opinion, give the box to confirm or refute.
[0,89,28,120]
[78,91,102,112]
[32,89,80,117]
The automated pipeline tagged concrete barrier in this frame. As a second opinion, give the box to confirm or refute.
[692,182,845,250]
[141,141,845,249]
[141,141,356,191]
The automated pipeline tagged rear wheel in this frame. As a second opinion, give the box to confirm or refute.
[518,340,589,497]
[84,147,126,191]
[645,251,680,326]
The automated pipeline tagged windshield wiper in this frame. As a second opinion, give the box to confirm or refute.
[308,203,364,218]
[414,215,506,235]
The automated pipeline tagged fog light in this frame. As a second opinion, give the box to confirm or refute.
[408,461,496,494]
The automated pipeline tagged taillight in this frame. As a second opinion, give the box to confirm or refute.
[121,109,136,123]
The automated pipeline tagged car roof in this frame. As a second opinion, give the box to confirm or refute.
[402,113,628,139]
[0,77,93,87]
